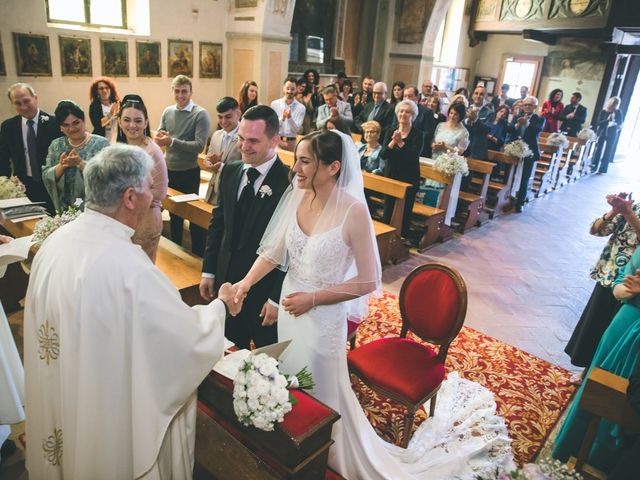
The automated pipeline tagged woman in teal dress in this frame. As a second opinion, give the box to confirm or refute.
[43,100,109,212]
[553,247,640,472]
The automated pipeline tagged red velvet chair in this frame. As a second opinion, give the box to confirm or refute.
[347,262,467,448]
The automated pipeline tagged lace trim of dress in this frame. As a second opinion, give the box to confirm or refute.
[287,220,353,290]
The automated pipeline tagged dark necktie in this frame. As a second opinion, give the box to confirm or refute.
[234,167,260,243]
[26,119,41,181]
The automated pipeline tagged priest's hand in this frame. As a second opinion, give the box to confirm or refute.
[199,277,216,301]
[260,302,278,326]
[218,282,243,316]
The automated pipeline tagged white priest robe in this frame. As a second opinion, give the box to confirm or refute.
[24,209,227,479]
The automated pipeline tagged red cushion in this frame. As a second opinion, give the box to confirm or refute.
[347,338,445,404]
[347,319,359,337]
[403,270,461,340]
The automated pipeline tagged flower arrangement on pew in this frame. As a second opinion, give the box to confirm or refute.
[0,176,26,200]
[32,200,83,245]
[434,150,469,177]
[578,127,597,142]
[546,133,570,149]
[503,140,532,159]
[233,353,315,431]
[482,457,583,480]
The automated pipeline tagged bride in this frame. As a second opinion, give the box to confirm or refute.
[234,130,512,479]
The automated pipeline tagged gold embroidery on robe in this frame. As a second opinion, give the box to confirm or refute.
[37,320,60,365]
[42,427,63,466]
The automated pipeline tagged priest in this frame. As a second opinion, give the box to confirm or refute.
[23,144,241,479]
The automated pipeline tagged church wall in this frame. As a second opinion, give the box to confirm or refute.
[0,0,294,131]
[465,34,604,124]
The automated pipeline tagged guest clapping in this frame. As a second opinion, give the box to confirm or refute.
[380,100,423,237]
[357,121,384,174]
[592,96,623,174]
[88,77,120,142]
[117,99,168,262]
[541,89,564,133]
[488,105,510,151]
[43,100,109,212]
[421,95,446,158]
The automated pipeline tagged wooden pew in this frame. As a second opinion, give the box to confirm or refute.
[533,143,560,197]
[481,150,520,217]
[411,164,451,250]
[455,158,496,233]
[0,216,204,305]
[573,368,640,479]
[552,144,574,189]
[162,187,214,230]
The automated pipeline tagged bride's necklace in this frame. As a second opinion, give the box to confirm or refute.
[68,132,90,149]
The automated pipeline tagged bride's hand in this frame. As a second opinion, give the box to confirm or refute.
[233,280,251,304]
[281,292,314,317]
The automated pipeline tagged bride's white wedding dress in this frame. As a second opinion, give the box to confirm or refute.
[277,217,513,480]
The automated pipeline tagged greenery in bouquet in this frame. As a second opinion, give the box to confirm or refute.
[0,176,26,200]
[481,458,583,480]
[547,133,570,149]
[577,128,597,142]
[232,353,314,432]
[434,150,469,176]
[32,202,82,245]
[504,140,532,159]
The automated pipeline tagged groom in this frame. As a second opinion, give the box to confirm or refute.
[200,105,290,349]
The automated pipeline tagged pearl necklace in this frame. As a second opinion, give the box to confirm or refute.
[68,132,90,149]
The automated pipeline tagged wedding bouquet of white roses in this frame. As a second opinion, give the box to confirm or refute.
[0,176,26,200]
[504,140,532,159]
[434,151,469,176]
[577,128,597,142]
[483,458,583,480]
[32,201,83,245]
[233,353,315,431]
[547,133,570,149]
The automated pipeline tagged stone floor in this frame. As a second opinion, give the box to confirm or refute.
[383,152,638,372]
[2,151,637,475]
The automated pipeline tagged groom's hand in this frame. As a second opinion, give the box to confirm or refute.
[260,302,278,326]
[199,277,216,301]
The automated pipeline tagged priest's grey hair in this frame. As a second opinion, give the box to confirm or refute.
[84,144,153,214]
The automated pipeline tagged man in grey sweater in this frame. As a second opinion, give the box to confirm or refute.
[156,75,211,255]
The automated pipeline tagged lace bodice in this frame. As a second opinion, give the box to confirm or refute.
[286,221,353,289]
[433,123,470,159]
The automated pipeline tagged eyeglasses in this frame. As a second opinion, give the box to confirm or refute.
[60,119,83,129]
[522,103,534,107]
[372,91,384,95]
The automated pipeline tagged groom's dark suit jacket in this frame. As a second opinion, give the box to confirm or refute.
[0,111,62,211]
[203,157,290,348]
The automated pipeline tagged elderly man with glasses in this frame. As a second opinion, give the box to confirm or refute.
[352,82,394,141]
[507,95,545,212]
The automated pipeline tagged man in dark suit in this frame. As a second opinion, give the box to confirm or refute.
[0,83,62,213]
[507,95,545,212]
[560,92,587,137]
[464,85,495,161]
[352,82,394,141]
[200,105,290,349]
[353,75,375,118]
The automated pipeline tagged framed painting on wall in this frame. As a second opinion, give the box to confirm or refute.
[199,42,222,79]
[101,39,128,77]
[168,39,193,77]
[136,40,161,77]
[59,36,92,76]
[13,33,52,76]
[0,37,6,76]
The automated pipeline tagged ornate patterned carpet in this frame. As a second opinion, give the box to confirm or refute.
[351,292,577,465]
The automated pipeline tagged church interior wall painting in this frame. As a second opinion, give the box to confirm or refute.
[542,38,606,81]
[100,39,129,78]
[396,0,436,44]
[59,36,92,77]
[0,37,5,76]
[199,42,222,79]
[12,33,52,77]
[136,40,161,78]
[168,39,193,77]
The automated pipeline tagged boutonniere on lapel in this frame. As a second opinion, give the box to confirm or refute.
[258,185,273,199]
[40,114,49,123]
